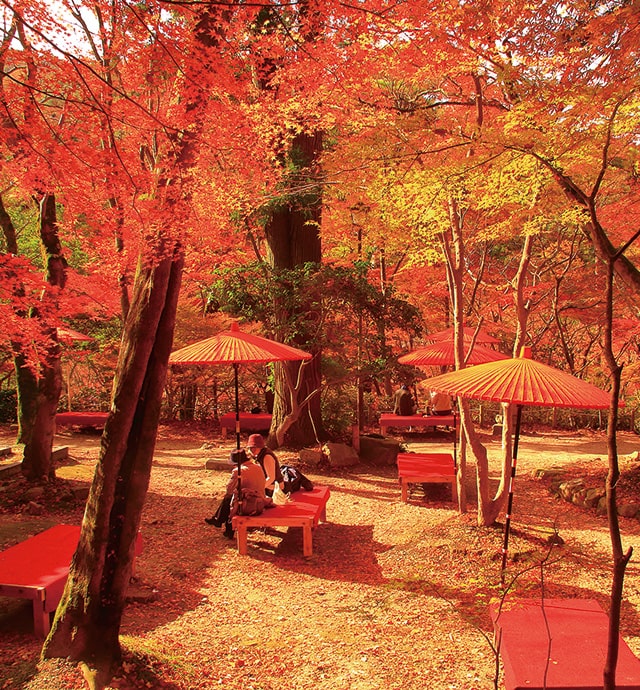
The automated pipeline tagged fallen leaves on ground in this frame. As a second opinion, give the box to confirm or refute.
[1,424,639,690]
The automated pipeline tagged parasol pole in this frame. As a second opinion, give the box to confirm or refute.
[452,406,457,470]
[233,363,241,450]
[233,363,242,515]
[500,403,523,582]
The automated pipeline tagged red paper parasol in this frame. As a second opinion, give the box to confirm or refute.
[426,326,501,345]
[398,341,508,368]
[425,346,611,579]
[170,322,312,450]
[170,322,312,513]
[57,326,94,344]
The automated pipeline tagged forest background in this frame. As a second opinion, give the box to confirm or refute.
[1,0,640,687]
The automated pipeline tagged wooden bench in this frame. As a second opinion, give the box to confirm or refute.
[219,412,272,440]
[490,598,640,689]
[0,524,142,637]
[232,486,330,557]
[396,452,457,503]
[379,413,455,436]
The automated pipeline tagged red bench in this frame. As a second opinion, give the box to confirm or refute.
[55,412,109,430]
[396,452,457,503]
[379,413,455,436]
[0,524,142,636]
[219,412,272,440]
[491,598,640,689]
[232,486,330,557]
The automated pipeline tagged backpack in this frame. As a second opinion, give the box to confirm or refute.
[281,464,314,493]
[231,489,266,516]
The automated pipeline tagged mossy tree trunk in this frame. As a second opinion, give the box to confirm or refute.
[42,249,183,684]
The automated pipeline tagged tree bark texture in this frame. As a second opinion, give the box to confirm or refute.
[265,130,325,447]
[20,193,66,481]
[43,251,183,669]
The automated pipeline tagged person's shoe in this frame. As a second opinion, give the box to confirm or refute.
[205,516,222,526]
[223,529,235,540]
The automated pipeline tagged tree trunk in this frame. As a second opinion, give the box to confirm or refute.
[264,130,324,447]
[19,193,66,481]
[602,257,632,690]
[42,251,183,681]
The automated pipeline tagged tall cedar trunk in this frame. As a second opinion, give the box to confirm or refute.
[265,131,324,447]
[20,193,66,480]
[42,251,183,674]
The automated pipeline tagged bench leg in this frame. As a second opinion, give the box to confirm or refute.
[380,425,388,435]
[221,427,228,440]
[400,479,409,502]
[302,525,313,557]
[451,477,458,505]
[33,604,50,638]
[235,524,248,555]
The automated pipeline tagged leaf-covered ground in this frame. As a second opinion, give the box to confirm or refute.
[1,423,640,690]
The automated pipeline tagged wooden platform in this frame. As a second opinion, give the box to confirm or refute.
[232,486,330,557]
[491,598,640,689]
[379,413,455,436]
[396,452,457,502]
[0,524,143,636]
[219,412,272,440]
[55,412,108,430]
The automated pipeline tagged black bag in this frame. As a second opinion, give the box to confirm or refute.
[281,464,314,493]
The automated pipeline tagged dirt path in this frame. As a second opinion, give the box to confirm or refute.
[1,424,639,690]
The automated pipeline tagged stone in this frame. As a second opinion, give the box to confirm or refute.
[26,500,44,515]
[72,486,90,501]
[584,487,605,509]
[51,446,69,462]
[299,448,324,466]
[205,458,232,471]
[558,479,584,501]
[24,485,45,500]
[322,442,359,468]
[618,502,639,519]
[358,435,401,466]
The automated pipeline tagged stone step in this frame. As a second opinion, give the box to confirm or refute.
[51,446,69,462]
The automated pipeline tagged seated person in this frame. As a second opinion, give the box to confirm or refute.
[247,433,284,498]
[205,448,267,538]
[430,391,453,416]
[393,384,416,416]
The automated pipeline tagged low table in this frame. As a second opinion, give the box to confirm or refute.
[491,598,640,689]
[219,412,272,440]
[379,413,455,436]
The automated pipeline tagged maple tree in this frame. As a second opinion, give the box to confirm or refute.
[0,0,638,686]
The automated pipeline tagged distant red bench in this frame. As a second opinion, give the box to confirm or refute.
[0,524,142,636]
[232,486,330,557]
[379,413,455,436]
[491,598,640,689]
[219,412,272,440]
[396,452,457,503]
[55,412,109,430]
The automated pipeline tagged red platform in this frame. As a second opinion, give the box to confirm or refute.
[491,598,640,689]
[0,524,143,636]
[379,413,455,435]
[219,412,272,439]
[55,411,109,429]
